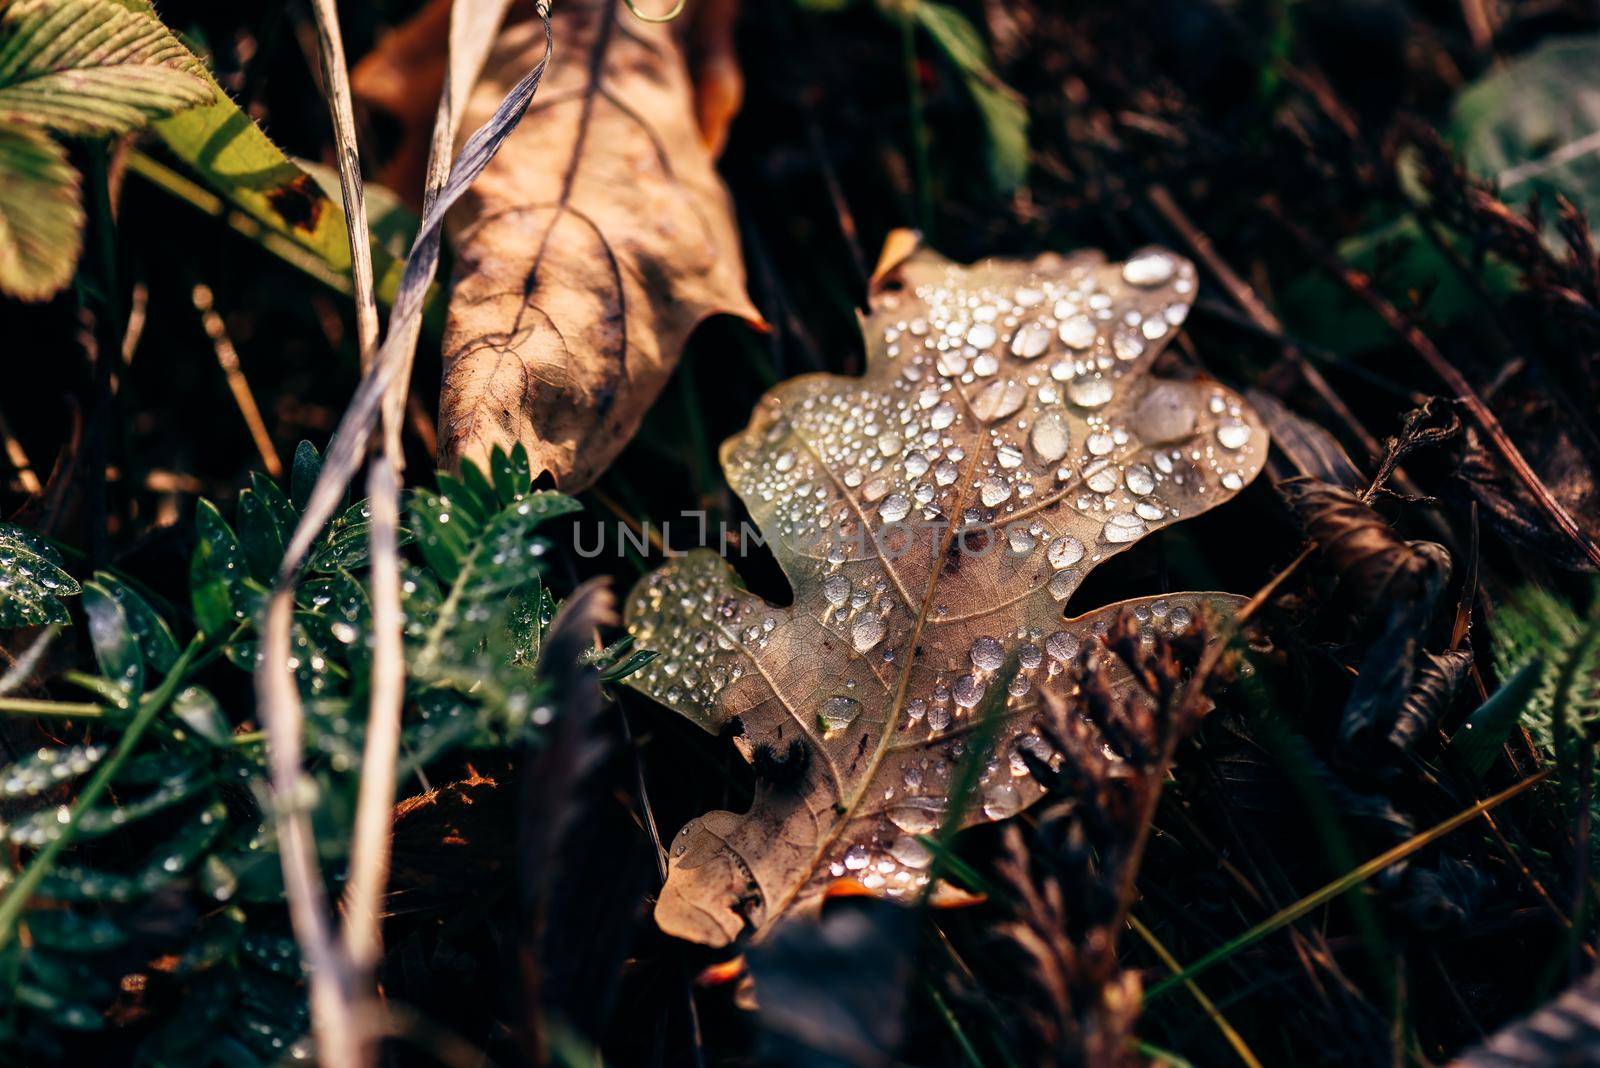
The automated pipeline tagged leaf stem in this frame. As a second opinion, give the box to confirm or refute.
[0,697,108,719]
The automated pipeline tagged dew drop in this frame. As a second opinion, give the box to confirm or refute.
[821,695,862,730]
[1123,250,1176,286]
[888,798,946,834]
[979,477,1012,507]
[1045,631,1080,662]
[1011,322,1052,358]
[878,494,911,523]
[1030,412,1070,462]
[852,615,886,652]
[982,782,1023,819]
[970,636,1005,671]
[889,835,933,868]
[1059,315,1097,350]
[1047,535,1084,569]
[1133,383,1197,443]
[1216,420,1252,450]
[1047,571,1076,600]
[1067,376,1114,409]
[952,674,985,708]
[973,379,1027,423]
[1125,464,1156,495]
[1084,460,1119,494]
[1103,512,1147,543]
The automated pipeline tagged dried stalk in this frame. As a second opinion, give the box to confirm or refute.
[256,2,553,1063]
[307,0,380,366]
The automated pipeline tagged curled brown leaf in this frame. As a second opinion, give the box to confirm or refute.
[359,0,764,490]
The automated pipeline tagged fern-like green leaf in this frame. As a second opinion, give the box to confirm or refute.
[1491,584,1600,813]
[0,0,212,136]
[0,124,79,301]
[407,446,582,682]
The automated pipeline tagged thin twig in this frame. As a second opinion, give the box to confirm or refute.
[191,283,284,479]
[0,404,41,497]
[1262,197,1600,569]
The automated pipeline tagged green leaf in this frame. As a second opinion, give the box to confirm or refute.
[0,744,103,801]
[235,491,280,584]
[599,648,659,683]
[490,443,534,507]
[410,490,581,677]
[91,572,179,673]
[0,124,81,302]
[1447,660,1543,777]
[80,580,143,705]
[0,0,212,136]
[300,158,418,260]
[107,0,411,308]
[290,441,322,512]
[1450,34,1600,218]
[911,2,1029,191]
[189,499,250,636]
[0,521,80,627]
[1280,214,1517,356]
[172,684,232,746]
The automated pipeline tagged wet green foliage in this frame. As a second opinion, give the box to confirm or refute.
[0,446,631,1062]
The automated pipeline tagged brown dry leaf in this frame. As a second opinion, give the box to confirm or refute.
[431,0,762,489]
[623,234,1270,946]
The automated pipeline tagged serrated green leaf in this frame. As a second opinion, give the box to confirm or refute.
[412,491,580,677]
[490,579,545,671]
[37,802,227,903]
[0,521,80,627]
[308,500,412,573]
[0,0,212,136]
[0,124,81,301]
[433,472,490,527]
[80,580,143,706]
[0,744,103,800]
[458,457,498,516]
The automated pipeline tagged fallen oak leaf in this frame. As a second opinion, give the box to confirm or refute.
[419,0,761,489]
[624,234,1269,945]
